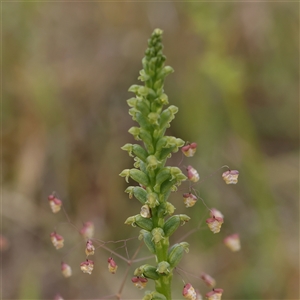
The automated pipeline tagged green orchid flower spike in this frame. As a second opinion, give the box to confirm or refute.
[120,29,190,300]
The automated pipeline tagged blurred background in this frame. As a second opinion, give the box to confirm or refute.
[2,2,299,300]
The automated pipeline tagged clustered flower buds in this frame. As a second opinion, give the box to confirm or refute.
[50,232,64,249]
[131,276,148,289]
[183,193,198,208]
[108,257,118,274]
[205,288,224,300]
[223,234,241,252]
[201,273,216,287]
[187,165,200,182]
[61,262,72,278]
[182,142,197,157]
[80,222,94,239]
[183,283,197,300]
[48,195,62,213]
[222,170,239,184]
[80,259,94,274]
[206,216,224,234]
[85,240,95,256]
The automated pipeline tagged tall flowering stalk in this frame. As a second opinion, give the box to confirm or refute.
[120,29,189,300]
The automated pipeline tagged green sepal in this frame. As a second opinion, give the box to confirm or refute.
[133,186,148,204]
[143,291,167,300]
[124,186,135,199]
[139,229,156,254]
[168,242,189,268]
[125,214,153,231]
[156,261,170,275]
[146,192,160,208]
[146,155,161,171]
[153,167,171,192]
[136,112,152,131]
[163,215,181,237]
[134,264,160,280]
[159,105,178,130]
[157,66,174,80]
[139,129,154,153]
[132,144,148,162]
[128,126,141,140]
[129,169,150,186]
[151,227,165,244]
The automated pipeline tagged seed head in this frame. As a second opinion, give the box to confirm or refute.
[183,193,197,208]
[80,222,94,239]
[205,288,223,300]
[80,259,94,274]
[131,276,148,289]
[187,166,200,182]
[182,143,197,157]
[50,232,64,249]
[222,170,239,184]
[206,216,224,234]
[61,262,72,278]
[201,273,216,287]
[183,283,197,300]
[108,257,118,274]
[85,240,95,256]
[223,234,241,252]
[48,195,62,213]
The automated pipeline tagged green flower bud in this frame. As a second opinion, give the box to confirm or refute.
[127,97,138,107]
[133,186,147,204]
[124,215,137,227]
[124,186,134,199]
[165,202,175,215]
[121,143,134,157]
[168,242,189,268]
[158,66,174,79]
[148,112,160,125]
[128,84,143,94]
[139,129,154,153]
[136,112,152,131]
[119,169,130,183]
[160,178,177,194]
[146,155,160,171]
[138,69,150,82]
[135,214,153,231]
[139,229,156,254]
[142,291,167,300]
[154,167,171,192]
[134,264,160,280]
[156,261,170,275]
[128,126,141,140]
[136,99,151,116]
[163,215,181,237]
[132,144,148,162]
[126,215,153,231]
[146,192,160,208]
[129,169,150,186]
[151,228,165,244]
[160,105,178,130]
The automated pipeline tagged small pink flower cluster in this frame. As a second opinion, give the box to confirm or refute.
[182,142,197,157]
[131,276,148,289]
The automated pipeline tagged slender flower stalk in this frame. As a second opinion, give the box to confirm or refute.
[120,28,189,300]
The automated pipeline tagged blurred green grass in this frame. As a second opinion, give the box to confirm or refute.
[2,2,299,299]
